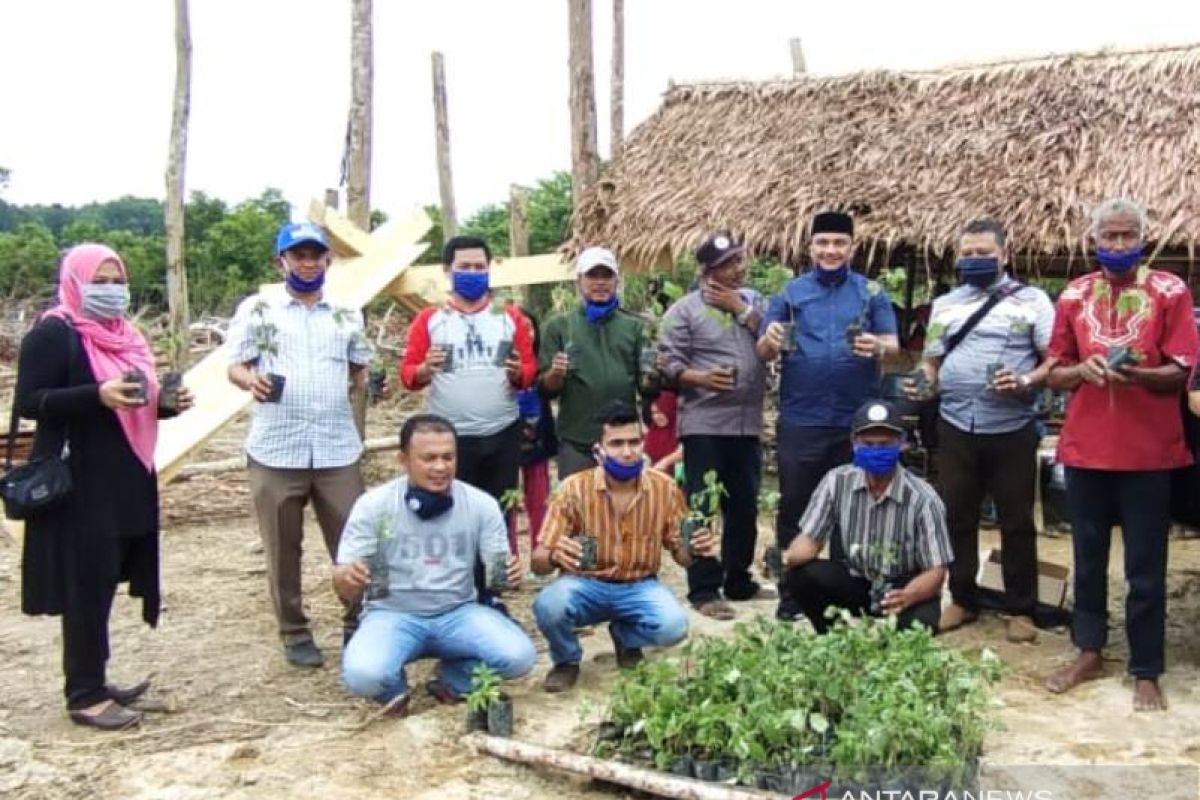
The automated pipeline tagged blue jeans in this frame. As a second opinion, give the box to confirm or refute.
[532,576,689,666]
[342,602,536,703]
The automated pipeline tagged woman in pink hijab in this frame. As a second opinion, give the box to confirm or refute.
[15,243,193,731]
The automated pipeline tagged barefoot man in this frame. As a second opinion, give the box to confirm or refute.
[1043,198,1198,711]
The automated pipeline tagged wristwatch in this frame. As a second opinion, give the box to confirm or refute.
[1018,374,1031,389]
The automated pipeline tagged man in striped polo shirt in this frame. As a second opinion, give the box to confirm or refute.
[780,400,953,633]
[530,403,719,692]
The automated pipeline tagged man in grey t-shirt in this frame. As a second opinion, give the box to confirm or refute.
[334,414,536,715]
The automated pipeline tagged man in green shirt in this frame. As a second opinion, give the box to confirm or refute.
[540,247,648,478]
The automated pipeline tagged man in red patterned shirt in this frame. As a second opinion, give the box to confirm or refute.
[1043,198,1198,711]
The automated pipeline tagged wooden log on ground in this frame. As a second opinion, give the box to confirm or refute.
[467,733,781,799]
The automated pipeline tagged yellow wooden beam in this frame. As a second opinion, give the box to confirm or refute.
[388,253,575,304]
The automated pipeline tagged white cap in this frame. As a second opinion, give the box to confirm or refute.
[575,246,619,276]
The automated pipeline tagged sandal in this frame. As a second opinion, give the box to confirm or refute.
[695,600,736,621]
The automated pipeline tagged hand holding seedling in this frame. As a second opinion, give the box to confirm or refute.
[174,386,196,412]
[551,536,584,573]
[244,372,276,402]
[505,554,523,588]
[99,377,147,410]
[418,347,449,383]
[503,352,523,385]
[704,366,736,392]
[688,527,719,559]
[549,351,571,378]
[851,331,882,359]
[759,321,786,358]
[332,560,370,602]
[990,367,1026,395]
[1078,353,1128,387]
[879,584,914,614]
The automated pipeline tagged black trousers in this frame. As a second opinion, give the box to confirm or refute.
[781,559,940,634]
[682,435,762,604]
[937,420,1039,615]
[1065,467,1170,678]
[457,421,522,600]
[776,424,852,551]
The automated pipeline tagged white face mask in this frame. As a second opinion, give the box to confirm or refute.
[80,283,131,320]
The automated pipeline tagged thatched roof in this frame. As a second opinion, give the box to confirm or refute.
[575,44,1200,271]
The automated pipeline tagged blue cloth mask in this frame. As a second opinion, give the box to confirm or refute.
[584,296,620,324]
[852,443,902,477]
[956,256,1000,289]
[452,270,490,301]
[815,264,849,287]
[286,269,325,294]
[1095,246,1143,275]
[405,486,454,520]
[602,455,644,482]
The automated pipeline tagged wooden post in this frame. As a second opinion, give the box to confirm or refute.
[164,0,192,371]
[790,37,806,76]
[431,51,458,240]
[610,0,625,160]
[324,188,340,210]
[346,0,373,231]
[568,0,599,230]
[509,185,530,258]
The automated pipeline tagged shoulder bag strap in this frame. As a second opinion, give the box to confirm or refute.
[942,283,1022,359]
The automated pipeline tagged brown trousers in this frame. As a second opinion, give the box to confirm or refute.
[247,458,365,644]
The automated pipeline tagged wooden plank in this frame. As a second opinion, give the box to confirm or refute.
[387,254,574,304]
[153,206,431,484]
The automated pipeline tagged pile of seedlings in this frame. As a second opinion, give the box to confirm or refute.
[593,615,1002,794]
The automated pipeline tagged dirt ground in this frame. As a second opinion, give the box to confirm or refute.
[3,405,1200,799]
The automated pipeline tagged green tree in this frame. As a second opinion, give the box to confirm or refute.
[0,222,60,299]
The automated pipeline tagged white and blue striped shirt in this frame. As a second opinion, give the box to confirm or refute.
[227,291,373,469]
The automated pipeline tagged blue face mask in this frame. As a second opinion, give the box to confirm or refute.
[285,269,325,294]
[1095,246,1143,275]
[853,443,902,477]
[602,455,644,482]
[815,264,849,287]
[584,296,620,324]
[956,256,1000,289]
[452,270,490,301]
[405,486,454,520]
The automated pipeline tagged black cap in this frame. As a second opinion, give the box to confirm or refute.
[695,231,745,271]
[811,211,854,238]
[852,400,904,436]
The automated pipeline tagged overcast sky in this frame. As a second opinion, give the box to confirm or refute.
[1,0,1197,221]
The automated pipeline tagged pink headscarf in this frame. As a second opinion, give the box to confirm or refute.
[43,244,158,472]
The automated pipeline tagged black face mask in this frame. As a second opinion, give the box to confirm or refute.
[405,486,454,520]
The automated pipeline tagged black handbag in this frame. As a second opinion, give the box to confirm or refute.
[1,403,73,520]
[2,321,77,520]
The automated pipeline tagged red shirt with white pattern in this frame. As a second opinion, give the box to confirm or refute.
[1048,267,1198,471]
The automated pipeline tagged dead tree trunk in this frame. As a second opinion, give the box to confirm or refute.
[509,185,530,258]
[610,0,625,160]
[567,0,599,232]
[164,0,192,370]
[432,51,458,240]
[790,37,806,76]
[346,0,373,230]
[346,0,374,439]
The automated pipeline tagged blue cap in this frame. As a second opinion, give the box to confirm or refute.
[275,222,329,256]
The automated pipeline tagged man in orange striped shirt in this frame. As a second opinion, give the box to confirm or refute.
[531,404,718,692]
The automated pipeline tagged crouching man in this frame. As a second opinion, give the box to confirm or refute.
[334,414,536,715]
[781,400,953,633]
[531,403,718,692]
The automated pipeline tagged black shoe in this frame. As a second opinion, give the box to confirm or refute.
[69,701,143,731]
[106,679,151,706]
[284,640,325,668]
[542,663,581,692]
[775,599,801,622]
[608,624,644,670]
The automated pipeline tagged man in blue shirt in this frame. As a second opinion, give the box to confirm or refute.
[909,218,1055,643]
[758,211,899,619]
